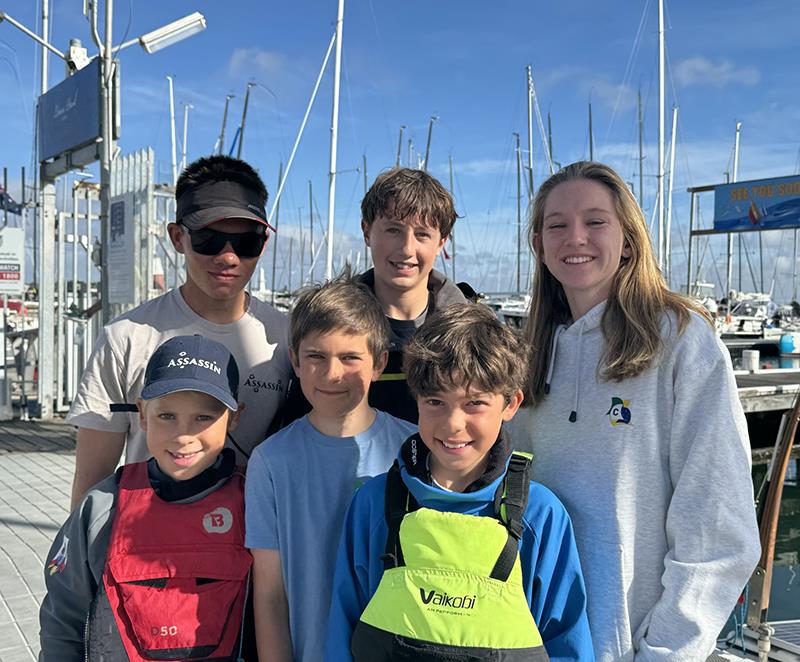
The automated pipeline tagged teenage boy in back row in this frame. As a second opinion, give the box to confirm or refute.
[245,274,417,662]
[67,155,293,508]
[358,167,468,423]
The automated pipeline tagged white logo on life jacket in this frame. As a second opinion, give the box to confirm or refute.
[203,507,233,534]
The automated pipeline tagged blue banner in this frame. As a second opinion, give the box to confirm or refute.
[713,175,800,232]
[37,59,101,161]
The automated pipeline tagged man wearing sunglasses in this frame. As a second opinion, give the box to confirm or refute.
[67,155,296,508]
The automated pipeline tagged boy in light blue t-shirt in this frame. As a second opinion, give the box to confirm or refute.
[245,272,416,662]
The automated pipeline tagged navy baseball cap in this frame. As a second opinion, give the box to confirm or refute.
[140,335,239,410]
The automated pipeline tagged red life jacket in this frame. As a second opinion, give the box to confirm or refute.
[102,461,252,661]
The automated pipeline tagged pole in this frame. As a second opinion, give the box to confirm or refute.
[588,102,594,161]
[449,154,456,282]
[657,0,665,268]
[41,0,49,93]
[325,0,345,281]
[167,76,177,185]
[514,132,521,292]
[793,230,798,302]
[362,154,369,269]
[407,139,413,168]
[547,112,553,163]
[2,168,7,227]
[423,116,437,172]
[396,125,405,168]
[308,180,314,283]
[217,94,233,155]
[298,207,304,288]
[638,88,644,209]
[99,0,114,326]
[665,106,678,286]
[287,236,293,294]
[526,65,534,200]
[686,191,695,295]
[180,103,192,172]
[727,122,741,305]
[236,82,255,160]
[271,162,282,305]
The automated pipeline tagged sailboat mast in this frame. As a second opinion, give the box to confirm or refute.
[793,231,798,302]
[325,0,345,280]
[514,132,521,292]
[180,103,192,172]
[271,161,282,305]
[665,106,678,287]
[308,180,314,284]
[167,76,177,185]
[363,153,369,269]
[657,0,665,269]
[727,122,741,303]
[588,102,594,161]
[396,125,405,167]
[217,93,234,156]
[449,154,456,282]
[638,88,644,208]
[236,81,255,160]
[298,207,305,288]
[526,65,534,198]
[423,115,437,172]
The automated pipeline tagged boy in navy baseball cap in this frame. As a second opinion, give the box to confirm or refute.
[40,335,253,660]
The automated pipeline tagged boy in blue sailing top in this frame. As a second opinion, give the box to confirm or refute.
[245,272,417,662]
[324,304,594,661]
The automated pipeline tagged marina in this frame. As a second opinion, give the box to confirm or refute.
[0,0,799,659]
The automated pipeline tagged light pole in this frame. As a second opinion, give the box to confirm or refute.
[1,5,205,419]
[85,3,206,324]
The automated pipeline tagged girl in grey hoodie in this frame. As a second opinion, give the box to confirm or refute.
[509,161,760,662]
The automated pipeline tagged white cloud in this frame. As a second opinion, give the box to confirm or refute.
[673,57,761,88]
[448,158,512,177]
[227,48,289,80]
[588,80,638,112]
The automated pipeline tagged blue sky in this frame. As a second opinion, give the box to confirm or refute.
[2,1,800,298]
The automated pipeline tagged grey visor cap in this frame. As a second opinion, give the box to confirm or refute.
[176,180,274,231]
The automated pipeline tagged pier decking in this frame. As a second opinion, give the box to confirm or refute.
[0,421,74,661]
[736,370,800,413]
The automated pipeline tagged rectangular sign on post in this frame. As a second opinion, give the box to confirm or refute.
[0,228,26,296]
[107,193,136,305]
[38,58,101,161]
[714,174,800,232]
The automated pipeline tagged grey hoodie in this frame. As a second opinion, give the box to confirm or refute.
[508,300,760,661]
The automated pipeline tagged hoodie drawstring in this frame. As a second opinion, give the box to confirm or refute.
[544,322,584,423]
[544,325,565,395]
[569,321,585,423]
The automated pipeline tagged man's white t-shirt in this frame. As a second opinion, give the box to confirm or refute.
[66,288,293,463]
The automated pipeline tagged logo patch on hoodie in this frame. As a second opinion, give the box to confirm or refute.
[606,397,631,427]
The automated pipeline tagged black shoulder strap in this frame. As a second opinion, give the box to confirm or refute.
[490,452,531,582]
[380,461,417,571]
[110,403,138,412]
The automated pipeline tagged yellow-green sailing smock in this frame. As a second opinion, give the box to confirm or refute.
[351,452,549,661]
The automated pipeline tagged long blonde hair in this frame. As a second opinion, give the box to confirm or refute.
[523,161,711,404]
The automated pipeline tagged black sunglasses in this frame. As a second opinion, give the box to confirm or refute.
[181,225,267,258]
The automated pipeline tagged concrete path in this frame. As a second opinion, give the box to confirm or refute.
[0,421,75,662]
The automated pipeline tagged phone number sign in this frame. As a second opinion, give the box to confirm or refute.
[0,229,25,295]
